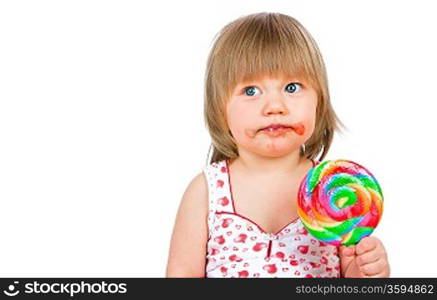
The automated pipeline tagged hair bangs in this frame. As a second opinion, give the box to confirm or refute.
[222,15,318,94]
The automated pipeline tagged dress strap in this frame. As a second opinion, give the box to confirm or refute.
[312,159,321,167]
[202,160,234,239]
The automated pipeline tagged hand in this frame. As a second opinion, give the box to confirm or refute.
[339,236,390,278]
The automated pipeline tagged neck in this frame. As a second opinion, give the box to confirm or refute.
[230,148,307,176]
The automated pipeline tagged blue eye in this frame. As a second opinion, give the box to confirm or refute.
[285,83,302,94]
[244,86,260,96]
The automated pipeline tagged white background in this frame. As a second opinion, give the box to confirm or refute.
[1,0,436,277]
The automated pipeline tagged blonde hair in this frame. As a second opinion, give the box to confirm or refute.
[203,12,346,165]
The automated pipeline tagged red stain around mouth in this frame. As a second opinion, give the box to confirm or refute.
[293,123,305,136]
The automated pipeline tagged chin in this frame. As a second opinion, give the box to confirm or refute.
[254,145,299,158]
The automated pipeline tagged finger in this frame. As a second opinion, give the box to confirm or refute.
[366,262,391,278]
[365,272,390,278]
[363,268,390,278]
[359,258,388,276]
[356,249,381,266]
[339,245,356,275]
[356,236,378,256]
[340,245,356,257]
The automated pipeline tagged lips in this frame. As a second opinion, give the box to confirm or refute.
[259,123,293,132]
[258,122,305,136]
[258,124,293,137]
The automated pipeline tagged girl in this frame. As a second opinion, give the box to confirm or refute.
[166,12,389,278]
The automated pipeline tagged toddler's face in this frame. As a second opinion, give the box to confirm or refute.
[226,75,318,158]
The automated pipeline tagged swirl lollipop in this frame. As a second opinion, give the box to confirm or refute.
[297,159,383,246]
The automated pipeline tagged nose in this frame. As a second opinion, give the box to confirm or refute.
[262,91,289,116]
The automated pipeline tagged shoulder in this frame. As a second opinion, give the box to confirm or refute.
[171,171,210,233]
[170,170,210,244]
[178,160,229,218]
[181,171,208,209]
[188,171,208,197]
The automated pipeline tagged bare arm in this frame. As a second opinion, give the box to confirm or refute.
[166,172,209,277]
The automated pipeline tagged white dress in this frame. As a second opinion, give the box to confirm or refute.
[203,159,340,278]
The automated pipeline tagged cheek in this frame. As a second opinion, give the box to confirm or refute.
[301,97,318,136]
[226,104,252,136]
[230,116,252,139]
[304,107,316,128]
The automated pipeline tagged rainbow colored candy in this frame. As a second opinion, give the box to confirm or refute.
[297,159,383,246]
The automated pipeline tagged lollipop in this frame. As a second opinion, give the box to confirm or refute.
[297,159,383,246]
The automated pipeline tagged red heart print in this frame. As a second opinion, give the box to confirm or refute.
[233,233,247,243]
[252,242,267,252]
[217,196,229,206]
[298,227,308,235]
[222,218,233,228]
[263,264,277,274]
[216,180,224,188]
[229,254,243,262]
[214,235,225,245]
[290,260,299,266]
[238,270,249,278]
[211,248,219,256]
[297,245,309,254]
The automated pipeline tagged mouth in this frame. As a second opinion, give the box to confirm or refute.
[259,124,294,132]
[257,124,294,137]
[257,122,306,136]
